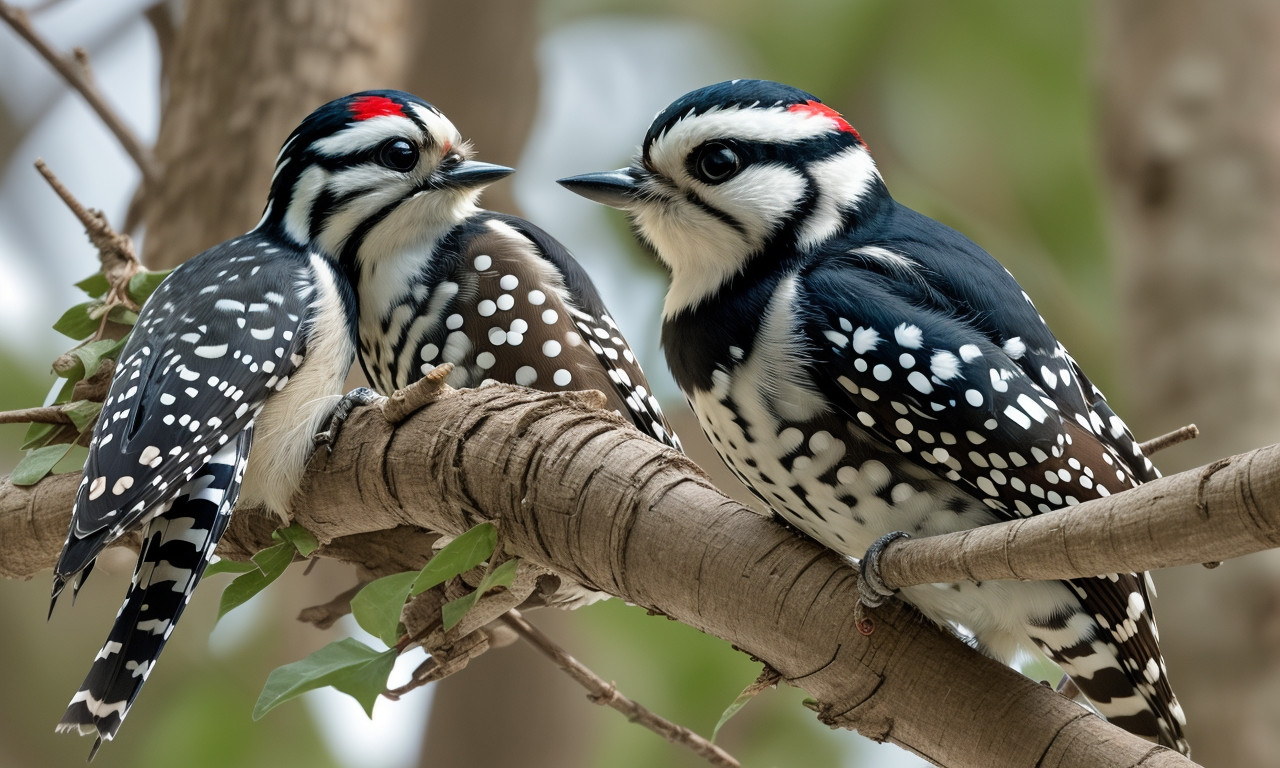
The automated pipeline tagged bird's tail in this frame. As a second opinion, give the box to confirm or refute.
[1031,574,1189,756]
[56,430,251,760]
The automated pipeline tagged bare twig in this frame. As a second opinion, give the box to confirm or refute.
[0,406,72,426]
[296,582,364,630]
[34,159,140,283]
[0,1,158,184]
[500,609,741,768]
[381,363,455,424]
[1140,423,1199,456]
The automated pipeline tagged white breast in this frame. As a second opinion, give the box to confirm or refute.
[240,254,355,520]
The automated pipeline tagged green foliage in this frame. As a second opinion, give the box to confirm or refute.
[711,683,758,744]
[126,270,169,304]
[254,638,398,720]
[411,522,497,595]
[203,557,259,578]
[215,523,317,618]
[217,543,295,619]
[440,557,518,630]
[10,443,74,486]
[9,266,173,484]
[52,301,101,340]
[260,522,513,718]
[350,571,418,647]
[272,521,319,557]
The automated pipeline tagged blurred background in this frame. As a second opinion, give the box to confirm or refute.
[1,0,1275,766]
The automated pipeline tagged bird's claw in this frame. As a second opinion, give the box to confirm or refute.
[315,387,384,450]
[857,530,910,608]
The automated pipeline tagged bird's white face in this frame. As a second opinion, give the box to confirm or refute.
[262,94,513,266]
[627,101,882,317]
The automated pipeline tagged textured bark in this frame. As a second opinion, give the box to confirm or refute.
[139,0,410,268]
[878,444,1280,589]
[0,382,1222,767]
[1100,2,1280,763]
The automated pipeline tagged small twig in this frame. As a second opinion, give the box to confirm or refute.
[0,1,158,185]
[296,582,364,630]
[1139,423,1199,456]
[35,159,143,340]
[382,363,455,424]
[500,609,741,768]
[0,406,73,426]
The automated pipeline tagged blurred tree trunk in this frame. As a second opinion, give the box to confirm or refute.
[141,0,410,268]
[136,1,589,765]
[1100,1,1280,763]
[401,0,539,216]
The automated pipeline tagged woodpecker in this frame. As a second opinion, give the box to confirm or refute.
[313,90,679,453]
[48,91,516,756]
[559,79,1188,754]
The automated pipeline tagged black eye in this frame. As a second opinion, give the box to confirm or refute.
[378,139,418,172]
[693,142,741,184]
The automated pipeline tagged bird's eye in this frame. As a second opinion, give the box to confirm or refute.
[693,142,741,184]
[378,139,418,172]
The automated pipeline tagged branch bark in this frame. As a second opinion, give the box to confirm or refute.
[876,443,1280,590]
[0,380,1221,767]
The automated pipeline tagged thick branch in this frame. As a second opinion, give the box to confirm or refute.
[0,384,1207,767]
[0,2,158,184]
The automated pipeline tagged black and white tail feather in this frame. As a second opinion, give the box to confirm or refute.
[55,431,249,758]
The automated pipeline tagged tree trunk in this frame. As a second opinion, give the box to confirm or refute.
[1100,1,1280,763]
[140,0,410,268]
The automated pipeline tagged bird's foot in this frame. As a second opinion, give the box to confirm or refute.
[314,387,384,450]
[857,530,911,608]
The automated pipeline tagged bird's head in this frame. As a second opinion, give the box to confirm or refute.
[258,90,513,268]
[560,79,884,317]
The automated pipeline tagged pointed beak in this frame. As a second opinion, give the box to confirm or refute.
[557,168,642,209]
[437,160,514,190]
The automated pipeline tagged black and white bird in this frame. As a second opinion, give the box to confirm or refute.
[49,91,524,756]
[559,79,1188,754]
[315,90,680,458]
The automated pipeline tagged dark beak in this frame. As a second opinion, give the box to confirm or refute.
[557,168,642,209]
[438,160,514,189]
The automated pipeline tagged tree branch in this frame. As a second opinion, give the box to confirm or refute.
[0,2,158,185]
[500,609,740,768]
[0,380,1214,767]
[873,441,1280,592]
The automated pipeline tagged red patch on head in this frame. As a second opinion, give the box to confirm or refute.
[787,100,863,144]
[350,95,406,121]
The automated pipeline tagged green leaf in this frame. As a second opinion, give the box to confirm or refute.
[61,338,124,381]
[217,542,295,619]
[712,684,767,744]
[107,304,138,326]
[75,272,110,297]
[62,400,102,432]
[254,638,396,720]
[351,572,418,647]
[272,522,319,557]
[411,522,497,596]
[203,558,259,577]
[21,421,60,450]
[440,557,519,631]
[127,269,171,305]
[11,443,74,485]
[51,376,77,405]
[53,301,102,340]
